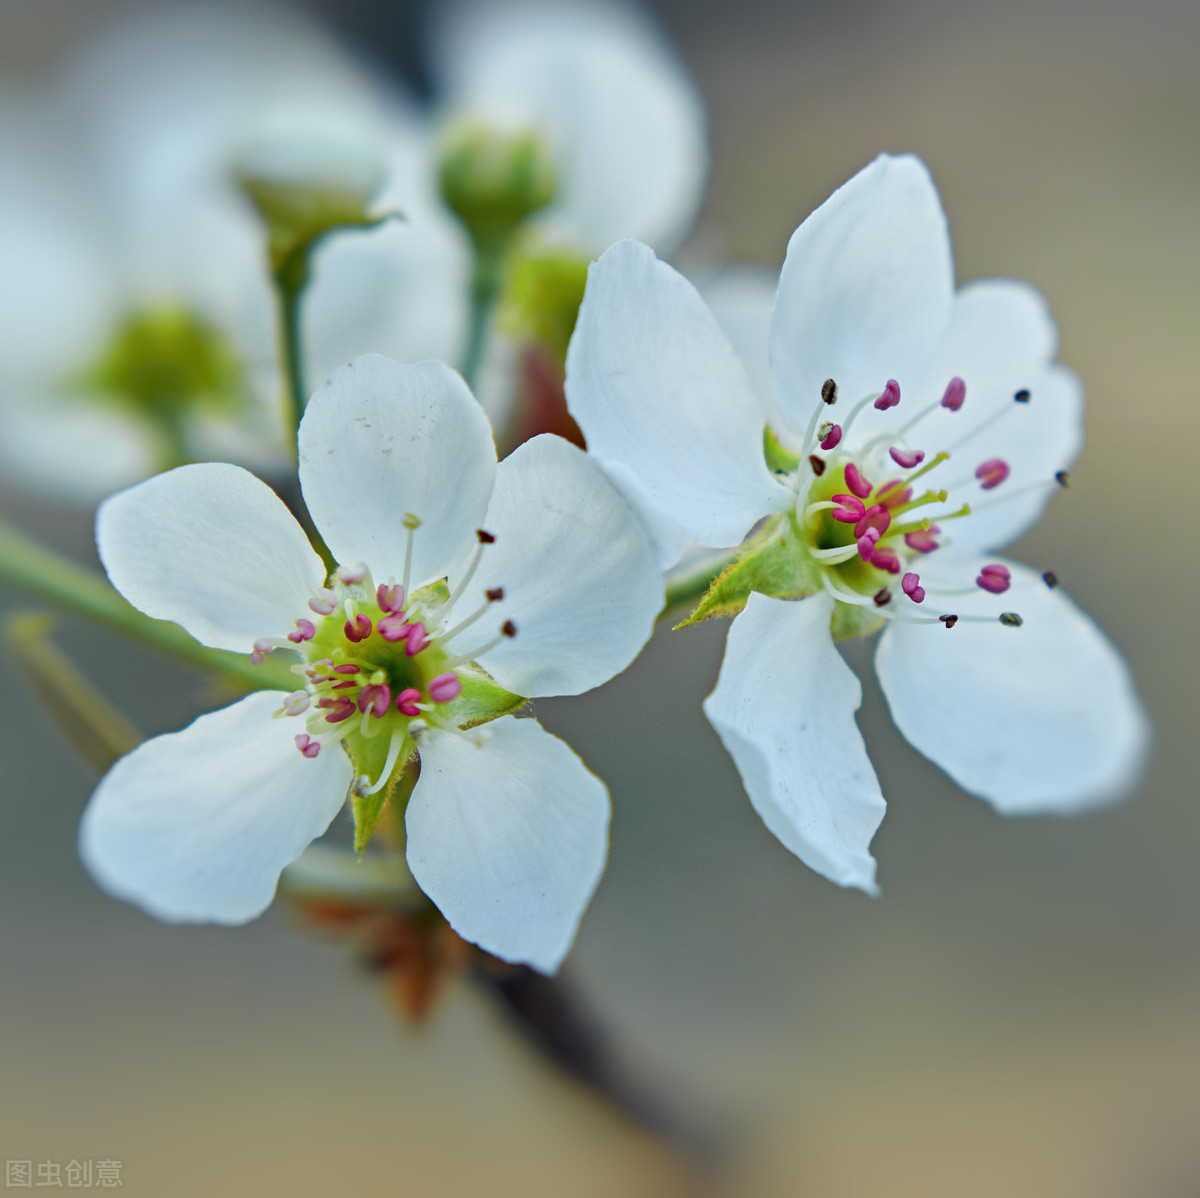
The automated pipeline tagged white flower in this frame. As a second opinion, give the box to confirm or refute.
[564,154,1149,892]
[80,354,662,972]
[432,0,708,255]
[0,2,467,501]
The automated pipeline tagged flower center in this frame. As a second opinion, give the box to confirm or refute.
[777,375,1068,638]
[252,518,516,795]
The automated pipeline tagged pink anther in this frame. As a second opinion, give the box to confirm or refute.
[404,622,429,657]
[844,462,873,498]
[428,672,463,704]
[876,480,913,509]
[976,564,1012,594]
[874,379,901,410]
[819,423,843,451]
[357,684,392,718]
[975,458,1010,490]
[295,734,321,759]
[396,687,422,717]
[336,564,367,585]
[889,447,925,469]
[333,663,359,675]
[308,591,337,615]
[940,376,966,411]
[344,613,373,642]
[287,618,316,644]
[904,528,940,554]
[831,494,866,523]
[377,582,405,614]
[378,614,410,642]
[872,547,901,575]
[901,572,926,603]
[250,638,274,666]
[853,504,892,541]
[857,528,881,561]
[318,697,356,723]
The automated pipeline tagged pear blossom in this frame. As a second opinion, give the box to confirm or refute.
[565,154,1149,892]
[0,2,467,501]
[80,354,662,972]
[432,0,707,255]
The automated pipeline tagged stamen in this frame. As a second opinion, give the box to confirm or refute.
[874,379,901,410]
[831,494,866,523]
[250,638,275,666]
[357,683,392,718]
[404,622,428,657]
[821,378,838,405]
[939,614,959,628]
[282,691,311,716]
[853,504,891,541]
[1055,470,1070,488]
[335,563,368,586]
[871,548,901,575]
[378,614,410,642]
[811,544,860,563]
[1043,570,1059,588]
[318,697,356,723]
[308,589,337,615]
[902,572,926,603]
[401,512,421,594]
[377,582,405,614]
[874,588,892,607]
[428,673,463,704]
[975,458,1011,490]
[287,618,316,644]
[1014,388,1031,403]
[344,613,373,643]
[999,612,1023,627]
[808,454,826,476]
[857,528,881,561]
[889,447,925,469]
[819,423,843,451]
[876,480,913,510]
[295,733,321,759]
[976,564,1012,594]
[844,462,873,499]
[941,376,967,411]
[396,687,422,717]
[905,528,940,554]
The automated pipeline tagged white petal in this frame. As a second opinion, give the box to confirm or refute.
[704,593,886,893]
[97,463,327,653]
[298,356,497,587]
[565,240,790,566]
[894,279,1082,552]
[875,560,1149,813]
[770,154,953,437]
[79,691,354,923]
[406,716,609,973]
[697,263,793,438]
[433,0,707,251]
[466,434,662,697]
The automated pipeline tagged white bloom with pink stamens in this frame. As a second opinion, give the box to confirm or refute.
[565,154,1148,892]
[81,354,662,972]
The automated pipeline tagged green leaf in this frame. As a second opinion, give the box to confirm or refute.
[675,514,819,627]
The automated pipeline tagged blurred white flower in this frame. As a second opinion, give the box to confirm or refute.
[82,354,663,972]
[565,154,1149,891]
[0,2,468,501]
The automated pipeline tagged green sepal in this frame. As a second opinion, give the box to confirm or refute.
[830,602,886,641]
[349,735,417,855]
[675,514,819,628]
[441,664,527,730]
[763,425,801,476]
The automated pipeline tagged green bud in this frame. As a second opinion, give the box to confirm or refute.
[438,122,556,255]
[236,137,389,278]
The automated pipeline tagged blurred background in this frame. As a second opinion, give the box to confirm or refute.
[0,0,1196,1194]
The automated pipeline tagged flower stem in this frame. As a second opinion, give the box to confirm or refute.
[460,247,504,392]
[273,252,309,461]
[0,514,295,693]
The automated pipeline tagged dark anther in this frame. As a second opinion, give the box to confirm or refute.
[477,529,496,543]
[808,454,826,476]
[873,588,892,607]
[1014,388,1031,403]
[486,587,505,602]
[939,614,959,628]
[1054,470,1070,488]
[1042,571,1059,589]
[501,620,518,638]
[821,378,838,405]
[999,612,1023,627]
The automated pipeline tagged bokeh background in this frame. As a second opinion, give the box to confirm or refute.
[1,0,1196,1194]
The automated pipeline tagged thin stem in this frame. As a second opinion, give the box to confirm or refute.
[274,251,309,462]
[0,514,295,693]
[460,250,504,392]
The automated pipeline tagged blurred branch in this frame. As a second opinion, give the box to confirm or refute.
[0,514,295,693]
